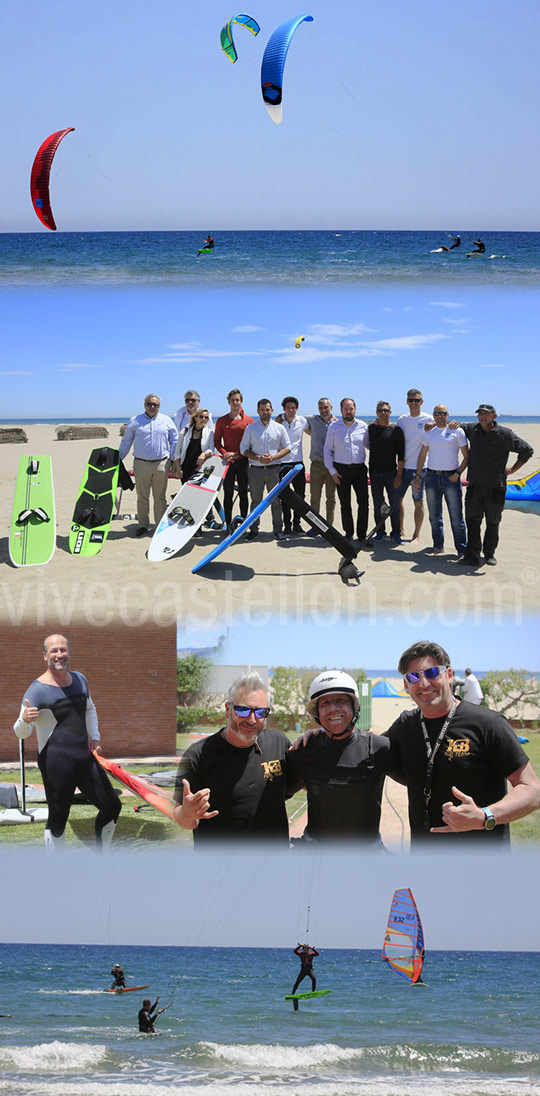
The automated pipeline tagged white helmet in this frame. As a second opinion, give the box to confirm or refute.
[307,670,359,726]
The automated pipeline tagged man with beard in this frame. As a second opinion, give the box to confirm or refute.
[304,397,338,533]
[323,398,370,542]
[13,634,120,849]
[173,672,291,844]
[240,399,291,540]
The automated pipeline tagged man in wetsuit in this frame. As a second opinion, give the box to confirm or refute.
[383,640,540,847]
[286,671,390,845]
[111,964,126,989]
[13,634,121,850]
[290,944,319,1009]
[138,996,164,1033]
[173,672,291,845]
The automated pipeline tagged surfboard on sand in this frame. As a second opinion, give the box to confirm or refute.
[191,463,303,574]
[9,455,56,567]
[69,447,123,556]
[147,454,228,562]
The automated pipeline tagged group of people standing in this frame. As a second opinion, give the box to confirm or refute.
[119,386,533,565]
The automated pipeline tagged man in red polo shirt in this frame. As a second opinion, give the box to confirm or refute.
[214,388,254,530]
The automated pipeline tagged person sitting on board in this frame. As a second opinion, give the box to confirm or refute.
[172,409,215,484]
[119,393,178,537]
[287,671,391,846]
[240,399,291,541]
[138,996,164,1034]
[290,944,319,1008]
[467,237,486,255]
[214,388,254,531]
[382,640,540,846]
[111,964,126,989]
[173,672,291,845]
[13,634,121,851]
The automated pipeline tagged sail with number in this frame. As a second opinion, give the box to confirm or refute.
[382,888,425,984]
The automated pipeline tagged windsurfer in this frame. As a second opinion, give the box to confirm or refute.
[13,634,121,850]
[138,996,164,1034]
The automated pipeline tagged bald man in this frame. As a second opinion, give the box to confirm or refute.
[13,634,120,849]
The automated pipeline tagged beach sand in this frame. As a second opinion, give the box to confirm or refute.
[1,422,539,625]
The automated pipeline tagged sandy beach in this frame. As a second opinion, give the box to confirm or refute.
[1,421,539,625]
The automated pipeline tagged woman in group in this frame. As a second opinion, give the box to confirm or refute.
[172,409,215,482]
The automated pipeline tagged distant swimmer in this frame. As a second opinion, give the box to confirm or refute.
[467,237,486,256]
[290,944,319,1009]
[111,964,126,990]
[138,996,165,1034]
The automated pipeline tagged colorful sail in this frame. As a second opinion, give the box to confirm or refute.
[506,468,540,501]
[94,753,176,820]
[220,14,260,63]
[382,888,424,984]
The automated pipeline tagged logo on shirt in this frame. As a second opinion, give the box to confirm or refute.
[444,739,470,759]
[261,759,283,780]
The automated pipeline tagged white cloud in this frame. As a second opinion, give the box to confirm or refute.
[1,370,36,375]
[430,301,465,308]
[363,334,448,351]
[231,325,265,333]
[441,317,472,326]
[307,323,374,338]
[55,363,104,371]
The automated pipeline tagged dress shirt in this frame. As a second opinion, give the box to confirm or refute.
[281,414,308,464]
[119,412,178,461]
[323,419,369,475]
[240,419,290,466]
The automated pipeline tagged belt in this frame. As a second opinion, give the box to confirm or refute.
[135,456,167,462]
[429,468,458,474]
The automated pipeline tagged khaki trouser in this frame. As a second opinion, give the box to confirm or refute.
[310,459,336,523]
[133,457,171,527]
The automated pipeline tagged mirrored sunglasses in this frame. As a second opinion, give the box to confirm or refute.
[404,665,448,684]
[233,705,270,718]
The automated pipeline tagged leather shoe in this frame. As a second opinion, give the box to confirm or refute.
[485,555,497,566]
[136,527,149,537]
[458,554,480,566]
[246,527,259,541]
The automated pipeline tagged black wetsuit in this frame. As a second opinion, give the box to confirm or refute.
[292,946,318,994]
[19,673,120,840]
[111,967,126,988]
[138,1003,159,1033]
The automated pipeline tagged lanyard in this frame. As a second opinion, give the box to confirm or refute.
[419,699,457,830]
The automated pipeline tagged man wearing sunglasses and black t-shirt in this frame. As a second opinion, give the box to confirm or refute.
[383,640,540,846]
[173,671,291,845]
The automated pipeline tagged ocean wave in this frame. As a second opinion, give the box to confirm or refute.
[200,1040,358,1068]
[0,1041,109,1072]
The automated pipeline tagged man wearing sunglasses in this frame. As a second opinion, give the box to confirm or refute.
[173,672,291,844]
[173,390,214,435]
[396,389,434,543]
[383,640,540,846]
[119,394,178,537]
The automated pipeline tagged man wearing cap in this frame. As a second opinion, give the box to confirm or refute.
[286,671,390,843]
[458,405,533,566]
[173,672,291,845]
[383,640,540,846]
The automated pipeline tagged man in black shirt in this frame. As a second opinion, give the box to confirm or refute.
[287,670,390,843]
[173,672,290,845]
[368,401,405,544]
[383,640,540,846]
[458,404,533,567]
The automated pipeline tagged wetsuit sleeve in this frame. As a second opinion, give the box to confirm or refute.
[86,697,100,742]
[14,702,34,740]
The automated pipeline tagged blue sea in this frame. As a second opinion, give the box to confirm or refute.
[1,943,539,1096]
[0,230,539,288]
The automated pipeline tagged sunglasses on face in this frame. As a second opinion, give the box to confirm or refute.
[146,402,160,408]
[404,665,448,684]
[407,398,421,404]
[233,705,270,718]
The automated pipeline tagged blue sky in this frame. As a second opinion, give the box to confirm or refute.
[2,284,539,418]
[2,849,540,949]
[179,615,539,675]
[3,0,540,231]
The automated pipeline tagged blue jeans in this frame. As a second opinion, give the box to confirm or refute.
[369,469,400,536]
[425,470,467,554]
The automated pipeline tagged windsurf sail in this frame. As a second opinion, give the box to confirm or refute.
[506,468,540,501]
[94,754,176,820]
[382,888,424,984]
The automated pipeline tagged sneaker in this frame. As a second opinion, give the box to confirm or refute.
[374,530,385,541]
[458,554,480,566]
[390,534,403,546]
[305,528,319,538]
[293,523,303,534]
[245,527,259,541]
[274,531,285,541]
[485,555,497,566]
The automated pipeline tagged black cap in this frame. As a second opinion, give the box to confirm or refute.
[475,403,496,414]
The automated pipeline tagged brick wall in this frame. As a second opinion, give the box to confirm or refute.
[1,621,177,763]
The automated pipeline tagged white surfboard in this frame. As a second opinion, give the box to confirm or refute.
[147,454,228,562]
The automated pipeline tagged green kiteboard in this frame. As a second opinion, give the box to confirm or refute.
[9,455,56,567]
[69,446,121,556]
[285,990,332,1001]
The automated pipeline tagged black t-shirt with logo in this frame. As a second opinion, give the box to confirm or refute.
[174,727,291,844]
[286,729,391,841]
[383,702,528,845]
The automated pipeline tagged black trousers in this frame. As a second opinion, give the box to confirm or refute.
[222,457,249,525]
[334,462,369,541]
[465,484,506,558]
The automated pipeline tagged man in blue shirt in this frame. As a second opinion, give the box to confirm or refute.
[120,394,178,537]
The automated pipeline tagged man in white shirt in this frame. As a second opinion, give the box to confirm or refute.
[119,394,178,536]
[414,404,469,557]
[462,669,484,705]
[323,398,369,542]
[278,396,308,535]
[397,388,434,543]
[240,399,291,540]
[174,389,214,434]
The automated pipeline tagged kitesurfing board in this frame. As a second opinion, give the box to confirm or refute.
[285,990,332,1001]
[106,985,150,994]
[192,462,303,573]
[69,447,122,556]
[147,454,228,562]
[197,247,213,255]
[9,456,56,567]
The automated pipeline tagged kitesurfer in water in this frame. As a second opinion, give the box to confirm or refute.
[204,234,214,249]
[290,945,319,1009]
[467,237,485,255]
[13,634,121,850]
[437,234,461,252]
[111,964,126,989]
[138,996,164,1033]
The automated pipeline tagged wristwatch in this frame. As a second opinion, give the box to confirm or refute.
[482,806,497,831]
